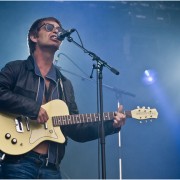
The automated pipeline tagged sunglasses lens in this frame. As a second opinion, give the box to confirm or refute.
[45,24,62,33]
[45,24,54,32]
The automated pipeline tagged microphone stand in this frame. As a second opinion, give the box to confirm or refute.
[66,36,120,179]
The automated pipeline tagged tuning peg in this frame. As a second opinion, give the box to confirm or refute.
[148,107,150,109]
[139,121,142,123]
[137,106,140,109]
[142,106,145,109]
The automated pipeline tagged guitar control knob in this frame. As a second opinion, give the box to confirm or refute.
[5,133,11,139]
[11,138,17,144]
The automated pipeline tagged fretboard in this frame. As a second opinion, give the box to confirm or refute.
[52,111,132,126]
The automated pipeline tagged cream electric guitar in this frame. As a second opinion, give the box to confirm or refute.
[0,99,158,155]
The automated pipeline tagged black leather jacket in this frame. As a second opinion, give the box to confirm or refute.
[0,56,119,166]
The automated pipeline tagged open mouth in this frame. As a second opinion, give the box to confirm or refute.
[50,35,58,41]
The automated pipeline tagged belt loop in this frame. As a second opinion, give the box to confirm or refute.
[46,143,50,166]
[46,157,49,166]
[0,153,6,161]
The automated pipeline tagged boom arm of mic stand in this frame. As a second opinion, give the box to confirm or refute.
[67,36,120,75]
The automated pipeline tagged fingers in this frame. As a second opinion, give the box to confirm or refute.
[118,105,123,113]
[113,105,126,128]
[37,107,49,124]
[113,116,126,128]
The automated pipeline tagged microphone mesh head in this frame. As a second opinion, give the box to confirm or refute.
[57,31,65,41]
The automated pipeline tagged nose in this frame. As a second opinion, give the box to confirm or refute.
[53,27,59,33]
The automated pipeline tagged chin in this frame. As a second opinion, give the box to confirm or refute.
[49,44,60,51]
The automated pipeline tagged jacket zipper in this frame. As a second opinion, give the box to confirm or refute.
[59,78,66,101]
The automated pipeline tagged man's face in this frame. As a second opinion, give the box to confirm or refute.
[32,20,62,52]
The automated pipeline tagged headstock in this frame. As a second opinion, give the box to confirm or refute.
[131,106,158,121]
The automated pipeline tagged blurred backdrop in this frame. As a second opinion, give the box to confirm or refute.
[0,1,180,179]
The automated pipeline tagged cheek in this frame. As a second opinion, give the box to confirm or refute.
[38,32,48,39]
[41,33,48,40]
[38,34,49,44]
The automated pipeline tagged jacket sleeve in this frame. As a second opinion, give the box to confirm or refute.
[63,120,120,143]
[61,77,120,142]
[0,61,41,119]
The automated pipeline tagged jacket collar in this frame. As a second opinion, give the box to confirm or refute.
[25,55,35,71]
[25,55,67,81]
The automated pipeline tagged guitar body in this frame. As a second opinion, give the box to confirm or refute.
[0,100,68,155]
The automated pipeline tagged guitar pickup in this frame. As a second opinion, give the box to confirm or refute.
[15,116,24,133]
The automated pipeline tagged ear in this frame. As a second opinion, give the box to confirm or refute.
[30,34,38,43]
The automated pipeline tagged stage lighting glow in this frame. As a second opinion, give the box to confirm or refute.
[142,69,156,85]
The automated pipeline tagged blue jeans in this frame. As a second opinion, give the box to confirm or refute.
[1,151,62,179]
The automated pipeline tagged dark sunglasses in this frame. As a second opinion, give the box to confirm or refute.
[38,23,63,33]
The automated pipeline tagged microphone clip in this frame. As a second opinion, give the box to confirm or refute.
[57,28,75,41]
[90,64,97,79]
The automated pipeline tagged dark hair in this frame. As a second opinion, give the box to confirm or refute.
[28,17,62,54]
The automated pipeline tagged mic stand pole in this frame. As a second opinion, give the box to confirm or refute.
[66,36,119,179]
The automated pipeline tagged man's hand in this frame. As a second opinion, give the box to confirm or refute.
[113,105,126,128]
[37,107,49,124]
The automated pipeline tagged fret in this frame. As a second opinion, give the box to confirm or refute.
[80,114,84,123]
[65,116,68,125]
[74,114,81,124]
[103,113,106,121]
[107,112,110,120]
[103,112,110,120]
[109,112,114,119]
[90,114,92,122]
[66,115,72,125]
[55,116,59,126]
[57,117,61,126]
[92,113,95,122]
[52,116,55,126]
[86,114,92,123]
[54,116,58,126]
[53,116,57,126]
[90,114,93,122]
[94,113,99,122]
[52,116,56,126]
[64,116,68,125]
[107,112,110,119]
[90,113,94,122]
[62,115,67,125]
[71,114,75,125]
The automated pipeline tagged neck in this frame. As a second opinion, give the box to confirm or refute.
[33,48,55,77]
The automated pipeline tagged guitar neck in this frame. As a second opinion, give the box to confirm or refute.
[52,111,132,126]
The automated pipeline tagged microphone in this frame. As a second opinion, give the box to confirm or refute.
[57,28,75,41]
